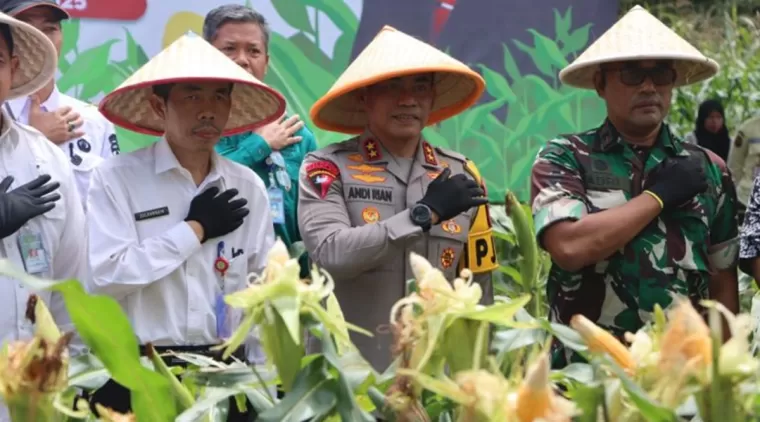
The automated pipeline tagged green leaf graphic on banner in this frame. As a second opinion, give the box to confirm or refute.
[124,28,149,69]
[272,0,314,35]
[58,40,118,94]
[59,18,80,73]
[301,0,358,34]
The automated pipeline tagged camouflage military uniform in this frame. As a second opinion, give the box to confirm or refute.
[530,120,739,366]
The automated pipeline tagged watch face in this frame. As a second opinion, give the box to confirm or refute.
[413,204,431,221]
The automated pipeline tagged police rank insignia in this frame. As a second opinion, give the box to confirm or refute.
[441,220,461,234]
[422,141,437,165]
[306,160,340,199]
[363,139,383,161]
[362,206,380,224]
[440,247,455,268]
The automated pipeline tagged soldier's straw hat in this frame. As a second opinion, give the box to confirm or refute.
[310,25,485,134]
[0,11,57,100]
[99,32,286,136]
[559,5,719,89]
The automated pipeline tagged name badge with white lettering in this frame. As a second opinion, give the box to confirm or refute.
[134,206,170,222]
[345,184,394,204]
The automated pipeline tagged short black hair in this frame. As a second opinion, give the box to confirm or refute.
[0,24,14,56]
[152,83,174,101]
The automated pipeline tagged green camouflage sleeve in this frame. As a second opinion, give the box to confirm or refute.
[708,160,740,270]
[530,137,589,247]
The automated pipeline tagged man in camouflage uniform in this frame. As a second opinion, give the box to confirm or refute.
[530,5,740,367]
[727,114,760,219]
[299,25,498,372]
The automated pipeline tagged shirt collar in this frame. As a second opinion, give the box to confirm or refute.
[593,119,682,154]
[154,137,224,182]
[5,84,61,120]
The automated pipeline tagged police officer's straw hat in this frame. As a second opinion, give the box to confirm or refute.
[99,32,287,137]
[559,5,719,90]
[0,10,57,100]
[310,25,485,134]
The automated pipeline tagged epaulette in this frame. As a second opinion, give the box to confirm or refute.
[433,145,467,164]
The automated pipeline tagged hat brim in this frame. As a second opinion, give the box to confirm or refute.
[0,12,58,100]
[311,67,484,135]
[7,3,70,20]
[99,76,286,137]
[559,54,719,89]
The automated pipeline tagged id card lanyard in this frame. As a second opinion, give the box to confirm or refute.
[16,130,49,275]
[214,240,231,340]
[266,153,288,225]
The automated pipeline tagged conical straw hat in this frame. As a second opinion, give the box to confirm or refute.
[310,25,485,134]
[99,32,286,136]
[559,5,719,90]
[0,11,57,100]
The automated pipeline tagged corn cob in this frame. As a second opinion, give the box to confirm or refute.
[515,354,553,422]
[506,192,540,316]
[659,300,712,371]
[94,404,136,422]
[570,314,636,372]
[0,295,71,422]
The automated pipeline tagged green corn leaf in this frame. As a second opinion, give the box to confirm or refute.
[271,0,314,34]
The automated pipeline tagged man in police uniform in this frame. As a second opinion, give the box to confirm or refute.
[1,0,120,212]
[300,25,498,372]
[727,114,760,217]
[531,5,739,367]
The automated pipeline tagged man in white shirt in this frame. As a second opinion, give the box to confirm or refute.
[0,10,86,422]
[1,0,121,212]
[85,32,286,420]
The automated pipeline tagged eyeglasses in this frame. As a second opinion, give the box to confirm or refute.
[605,66,677,87]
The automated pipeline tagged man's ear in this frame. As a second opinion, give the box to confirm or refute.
[593,71,605,97]
[9,54,18,78]
[148,94,166,120]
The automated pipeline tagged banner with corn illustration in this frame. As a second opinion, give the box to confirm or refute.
[0,192,757,422]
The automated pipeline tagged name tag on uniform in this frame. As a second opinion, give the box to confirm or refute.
[134,207,170,221]
[269,187,285,225]
[17,230,49,274]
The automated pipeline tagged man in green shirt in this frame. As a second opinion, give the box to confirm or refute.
[204,4,317,276]
[531,5,740,367]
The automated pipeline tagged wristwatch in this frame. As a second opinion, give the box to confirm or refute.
[410,203,433,232]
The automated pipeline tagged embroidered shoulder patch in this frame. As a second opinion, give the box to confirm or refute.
[306,160,340,199]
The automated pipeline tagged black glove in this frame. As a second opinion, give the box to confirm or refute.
[418,167,488,222]
[644,155,708,210]
[0,175,60,239]
[185,187,249,243]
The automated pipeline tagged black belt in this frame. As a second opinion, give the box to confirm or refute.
[139,343,247,367]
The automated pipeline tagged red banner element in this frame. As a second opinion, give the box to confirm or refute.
[56,0,147,21]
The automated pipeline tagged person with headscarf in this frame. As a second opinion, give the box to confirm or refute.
[683,99,731,161]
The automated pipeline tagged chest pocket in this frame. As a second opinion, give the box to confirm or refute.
[427,212,471,280]
[668,198,711,272]
[343,183,398,227]
[133,204,175,241]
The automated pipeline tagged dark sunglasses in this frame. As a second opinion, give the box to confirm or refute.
[604,66,677,86]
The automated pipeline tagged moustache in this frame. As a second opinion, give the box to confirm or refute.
[192,123,221,134]
[633,97,662,108]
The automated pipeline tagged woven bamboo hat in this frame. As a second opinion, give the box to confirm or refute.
[310,25,485,134]
[559,5,719,90]
[0,11,57,100]
[99,32,286,136]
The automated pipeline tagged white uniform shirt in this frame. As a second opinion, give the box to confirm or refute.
[5,86,121,212]
[0,109,88,422]
[86,137,274,358]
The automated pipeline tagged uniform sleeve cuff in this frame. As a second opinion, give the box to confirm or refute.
[386,209,424,242]
[168,222,202,259]
[533,198,587,245]
[710,237,739,270]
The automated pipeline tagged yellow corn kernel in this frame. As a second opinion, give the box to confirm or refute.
[516,354,553,422]
[659,300,712,370]
[570,314,636,372]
